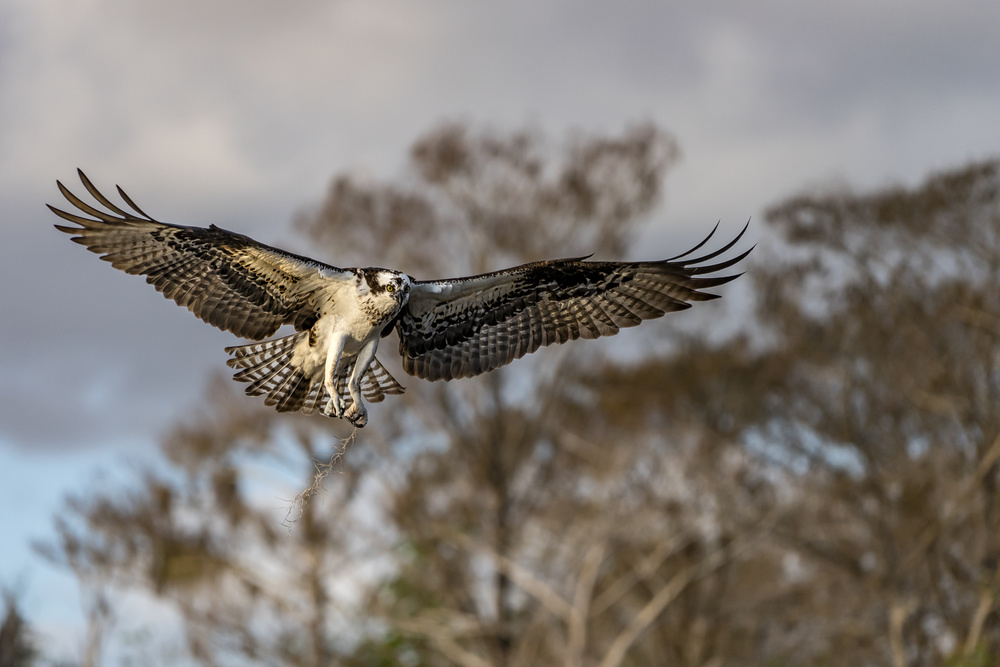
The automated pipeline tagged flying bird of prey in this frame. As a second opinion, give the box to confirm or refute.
[52,170,751,427]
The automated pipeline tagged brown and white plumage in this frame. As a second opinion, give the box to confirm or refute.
[50,171,347,339]
[225,333,404,414]
[52,170,751,427]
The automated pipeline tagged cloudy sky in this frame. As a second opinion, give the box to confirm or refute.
[2,0,1000,657]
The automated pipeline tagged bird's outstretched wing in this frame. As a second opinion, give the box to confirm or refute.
[395,224,752,381]
[51,170,349,339]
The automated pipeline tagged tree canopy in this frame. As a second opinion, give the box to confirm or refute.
[37,124,1000,667]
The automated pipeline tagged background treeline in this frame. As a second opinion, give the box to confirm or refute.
[8,122,999,667]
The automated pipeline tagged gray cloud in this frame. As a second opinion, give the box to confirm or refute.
[2,0,1000,451]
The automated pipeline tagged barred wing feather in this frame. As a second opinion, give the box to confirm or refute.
[396,224,751,381]
[51,170,348,340]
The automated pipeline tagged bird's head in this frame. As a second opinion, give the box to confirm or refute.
[361,268,411,306]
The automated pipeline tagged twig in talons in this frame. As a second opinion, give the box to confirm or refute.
[281,428,358,533]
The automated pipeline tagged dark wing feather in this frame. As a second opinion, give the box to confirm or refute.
[51,169,349,339]
[396,223,752,381]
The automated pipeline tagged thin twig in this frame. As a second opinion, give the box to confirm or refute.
[281,428,358,532]
[565,541,607,667]
[900,431,1000,572]
[395,613,494,667]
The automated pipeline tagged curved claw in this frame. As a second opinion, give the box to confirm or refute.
[323,393,347,419]
[344,401,368,427]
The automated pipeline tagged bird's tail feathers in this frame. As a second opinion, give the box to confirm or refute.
[348,356,407,404]
[225,334,405,416]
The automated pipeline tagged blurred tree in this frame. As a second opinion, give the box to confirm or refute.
[584,159,1000,665]
[44,121,730,666]
[41,118,1000,666]
[0,591,37,667]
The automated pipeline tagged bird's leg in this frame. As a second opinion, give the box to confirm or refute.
[343,338,378,428]
[322,331,348,418]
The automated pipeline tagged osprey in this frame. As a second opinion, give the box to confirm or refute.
[52,170,751,427]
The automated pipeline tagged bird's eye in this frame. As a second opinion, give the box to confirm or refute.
[404,285,410,293]
[386,284,395,292]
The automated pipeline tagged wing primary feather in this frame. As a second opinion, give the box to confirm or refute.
[49,204,96,227]
[678,220,750,266]
[666,221,719,261]
[687,273,744,291]
[689,244,755,275]
[77,169,136,219]
[55,181,125,224]
[115,184,155,219]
